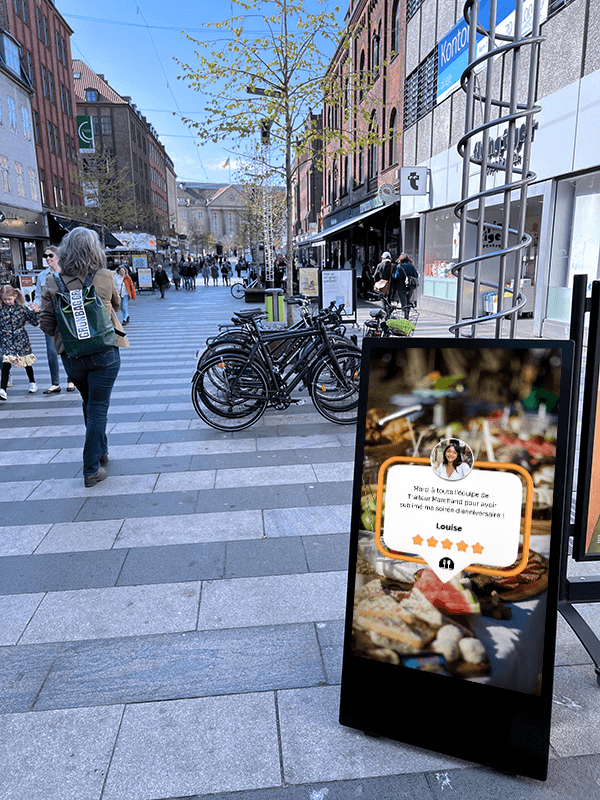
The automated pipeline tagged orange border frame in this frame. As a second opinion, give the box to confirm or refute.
[373,456,534,577]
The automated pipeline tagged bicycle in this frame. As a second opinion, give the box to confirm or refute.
[230,276,259,299]
[191,303,361,431]
[362,292,419,338]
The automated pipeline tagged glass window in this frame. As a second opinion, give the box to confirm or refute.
[101,116,112,135]
[33,110,41,145]
[548,171,600,321]
[14,0,22,17]
[53,175,59,207]
[28,167,38,200]
[43,16,49,48]
[0,155,10,192]
[26,50,34,86]
[0,238,13,282]
[7,97,17,131]
[15,162,25,197]
[47,120,54,152]
[41,65,49,98]
[85,89,98,102]
[4,35,20,74]
[48,71,55,104]
[54,126,61,157]
[36,8,43,41]
[39,168,47,205]
[422,206,458,301]
[22,0,28,25]
[21,107,31,140]
[389,108,398,166]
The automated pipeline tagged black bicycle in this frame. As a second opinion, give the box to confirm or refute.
[191,304,361,430]
[362,293,419,338]
[230,276,259,299]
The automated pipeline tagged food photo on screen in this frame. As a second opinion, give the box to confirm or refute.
[353,345,561,693]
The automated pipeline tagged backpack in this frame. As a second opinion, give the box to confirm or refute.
[53,273,117,357]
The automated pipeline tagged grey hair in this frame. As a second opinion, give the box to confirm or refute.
[58,227,106,278]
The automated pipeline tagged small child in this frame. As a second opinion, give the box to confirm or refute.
[0,285,40,400]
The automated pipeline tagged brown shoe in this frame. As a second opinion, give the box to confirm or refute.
[84,467,107,487]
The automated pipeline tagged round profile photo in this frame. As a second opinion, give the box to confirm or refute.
[430,439,474,481]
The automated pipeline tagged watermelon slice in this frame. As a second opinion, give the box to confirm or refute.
[415,568,480,615]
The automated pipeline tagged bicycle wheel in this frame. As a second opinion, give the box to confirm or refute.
[191,353,269,431]
[309,350,361,424]
[230,282,246,299]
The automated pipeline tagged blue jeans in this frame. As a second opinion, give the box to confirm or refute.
[61,347,121,476]
[121,293,129,321]
[45,333,60,386]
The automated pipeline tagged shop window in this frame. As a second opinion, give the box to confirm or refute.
[0,238,12,282]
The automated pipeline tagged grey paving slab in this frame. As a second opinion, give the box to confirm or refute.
[33,623,325,711]
[0,641,60,713]
[195,483,312,514]
[34,519,123,554]
[75,489,199,521]
[555,613,593,666]
[18,581,201,644]
[312,461,354,482]
[157,438,256,456]
[294,445,354,464]
[0,524,51,556]
[155,468,216,492]
[0,462,82,482]
[191,449,306,472]
[0,448,60,465]
[172,773,435,800]
[106,455,195,475]
[264,504,351,538]
[306,480,353,506]
[0,549,127,595]
[256,434,344,451]
[26,473,159,500]
[551,664,600,756]
[277,685,469,785]
[0,704,123,800]
[117,541,225,585]
[315,619,345,684]
[215,463,316,489]
[302,533,351,572]
[0,479,41,500]
[0,436,54,451]
[0,592,44,645]
[225,537,308,579]
[425,755,600,800]
[49,443,160,462]
[1,497,85,526]
[197,571,346,630]
[115,510,264,548]
[101,693,281,800]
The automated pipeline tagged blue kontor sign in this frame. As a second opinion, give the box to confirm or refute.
[437,0,548,103]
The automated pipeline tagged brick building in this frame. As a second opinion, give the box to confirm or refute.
[2,0,79,260]
[293,112,324,266]
[72,60,170,237]
[0,18,44,280]
[298,0,406,274]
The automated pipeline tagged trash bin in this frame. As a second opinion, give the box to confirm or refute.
[265,288,285,322]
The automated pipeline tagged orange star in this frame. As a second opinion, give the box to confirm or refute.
[441,538,453,550]
[413,534,423,546]
[472,542,484,554]
[456,541,469,552]
[427,536,438,548]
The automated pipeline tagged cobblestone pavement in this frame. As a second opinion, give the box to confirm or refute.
[1,283,599,800]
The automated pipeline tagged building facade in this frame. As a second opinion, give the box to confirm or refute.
[400,0,600,336]
[176,182,246,256]
[72,60,170,238]
[0,24,45,281]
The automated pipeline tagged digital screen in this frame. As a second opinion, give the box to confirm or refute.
[340,339,573,780]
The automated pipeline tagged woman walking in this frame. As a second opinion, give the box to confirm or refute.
[114,266,136,324]
[0,286,40,400]
[40,227,129,487]
[37,245,75,394]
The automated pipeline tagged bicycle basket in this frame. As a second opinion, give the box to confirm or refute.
[385,317,416,337]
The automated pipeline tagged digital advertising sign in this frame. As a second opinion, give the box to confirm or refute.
[340,339,573,780]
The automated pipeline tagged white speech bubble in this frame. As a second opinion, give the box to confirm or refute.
[382,464,522,582]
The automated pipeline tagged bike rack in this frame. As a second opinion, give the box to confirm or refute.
[451,0,545,338]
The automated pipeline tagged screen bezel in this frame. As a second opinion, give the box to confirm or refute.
[339,337,574,781]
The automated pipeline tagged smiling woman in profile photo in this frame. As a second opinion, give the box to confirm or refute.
[432,440,472,481]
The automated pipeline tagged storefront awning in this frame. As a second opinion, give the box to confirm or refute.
[48,215,123,248]
[300,199,398,245]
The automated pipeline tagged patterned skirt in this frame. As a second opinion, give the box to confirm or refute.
[3,353,37,368]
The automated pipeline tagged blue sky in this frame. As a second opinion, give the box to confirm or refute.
[58,0,344,183]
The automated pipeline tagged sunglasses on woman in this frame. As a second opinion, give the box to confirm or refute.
[44,253,56,259]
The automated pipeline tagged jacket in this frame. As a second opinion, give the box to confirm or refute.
[40,269,129,355]
[0,303,39,356]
